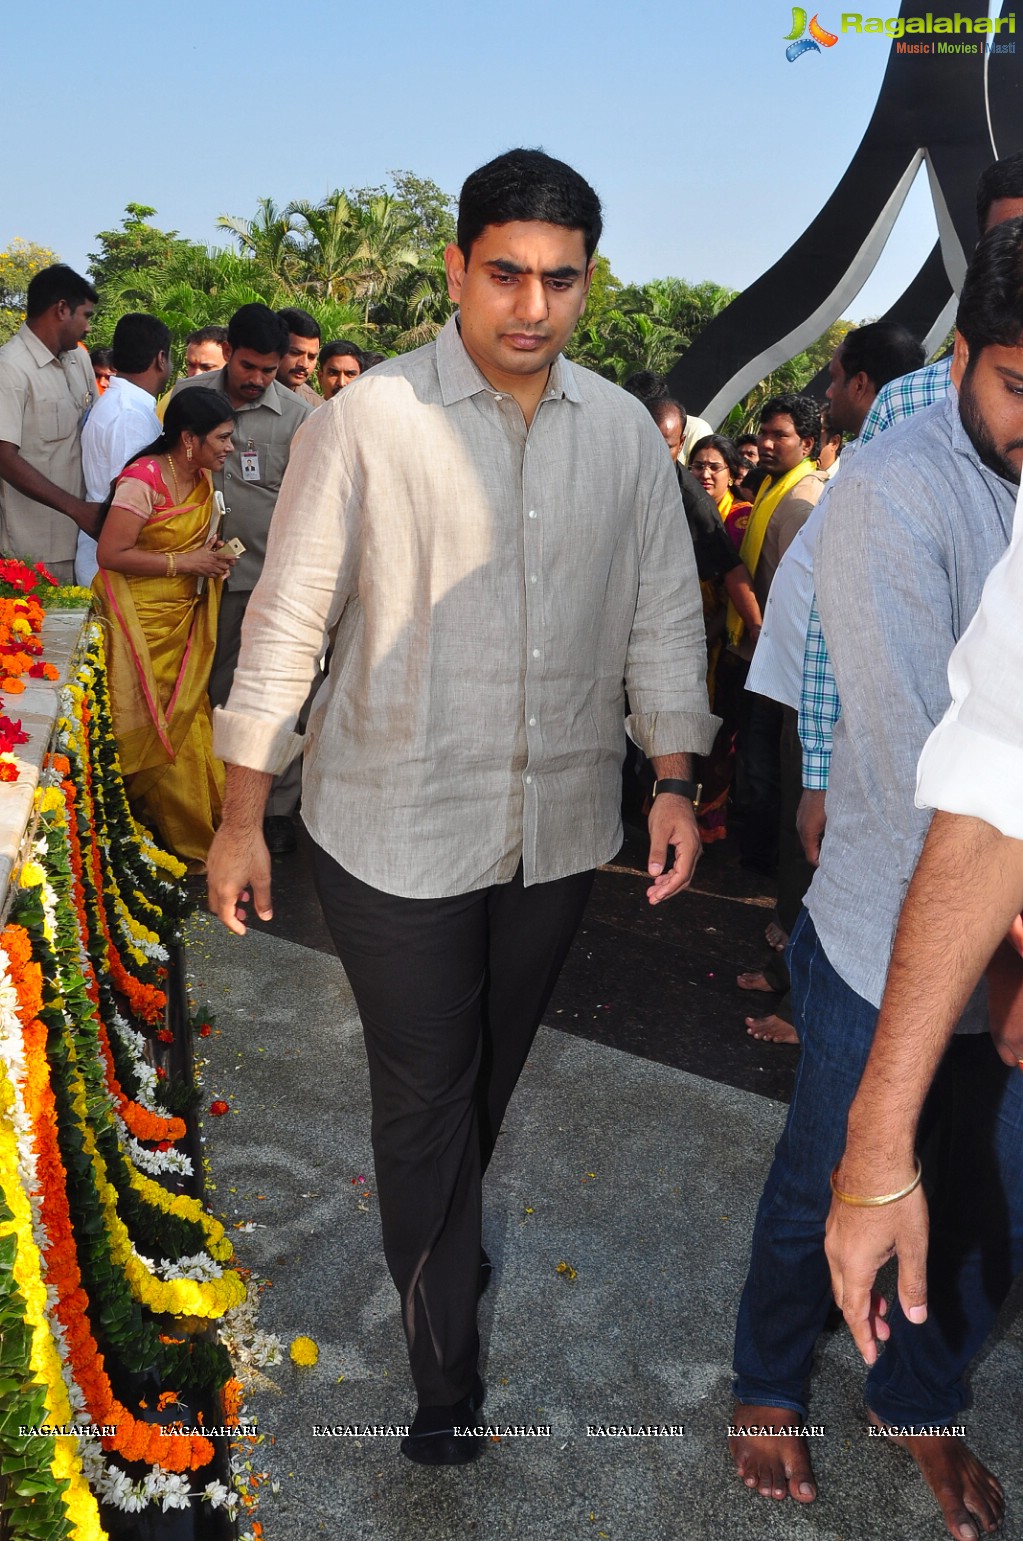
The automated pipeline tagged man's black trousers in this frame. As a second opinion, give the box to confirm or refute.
[311,843,595,1406]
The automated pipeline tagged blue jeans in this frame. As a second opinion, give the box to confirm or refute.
[733,907,1023,1427]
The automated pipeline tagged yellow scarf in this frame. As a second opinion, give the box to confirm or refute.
[718,488,735,523]
[726,459,813,646]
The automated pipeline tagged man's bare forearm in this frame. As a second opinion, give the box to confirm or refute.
[220,764,275,833]
[650,752,694,782]
[0,441,94,526]
[841,812,1023,1186]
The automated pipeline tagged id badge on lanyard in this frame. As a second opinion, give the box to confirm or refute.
[240,439,260,482]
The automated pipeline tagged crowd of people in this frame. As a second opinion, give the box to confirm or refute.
[1,143,1023,1541]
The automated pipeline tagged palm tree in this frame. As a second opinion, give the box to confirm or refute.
[287,192,422,319]
[216,198,303,284]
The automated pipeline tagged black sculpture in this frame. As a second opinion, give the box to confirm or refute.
[667,0,1022,423]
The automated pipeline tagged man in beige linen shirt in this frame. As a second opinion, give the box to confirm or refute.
[0,264,103,582]
[208,150,717,1464]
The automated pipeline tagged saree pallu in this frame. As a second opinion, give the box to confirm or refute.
[93,481,224,867]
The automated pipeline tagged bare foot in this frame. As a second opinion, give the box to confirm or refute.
[728,1403,817,1502]
[765,921,788,952]
[737,970,773,992]
[867,1411,1003,1540]
[746,1014,800,1045]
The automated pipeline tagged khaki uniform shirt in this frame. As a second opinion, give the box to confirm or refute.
[215,315,718,899]
[171,368,312,591]
[293,380,322,409]
[0,326,95,566]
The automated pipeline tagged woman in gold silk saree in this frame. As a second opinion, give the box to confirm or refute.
[93,388,237,868]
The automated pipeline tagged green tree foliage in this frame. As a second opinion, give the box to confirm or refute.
[88,203,192,296]
[0,238,59,343]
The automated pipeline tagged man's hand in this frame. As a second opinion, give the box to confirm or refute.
[825,1177,930,1364]
[70,498,104,537]
[796,788,827,866]
[646,793,701,905]
[207,821,273,936]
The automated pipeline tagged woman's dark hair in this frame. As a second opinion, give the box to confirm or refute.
[99,387,235,524]
[690,433,743,480]
[456,148,602,261]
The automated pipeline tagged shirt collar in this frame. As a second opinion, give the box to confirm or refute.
[436,313,582,407]
[107,376,158,409]
[19,322,65,368]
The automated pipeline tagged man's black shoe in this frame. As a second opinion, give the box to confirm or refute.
[400,1374,485,1466]
[263,816,297,856]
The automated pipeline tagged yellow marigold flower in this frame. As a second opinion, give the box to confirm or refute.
[18,861,45,889]
[290,1335,319,1367]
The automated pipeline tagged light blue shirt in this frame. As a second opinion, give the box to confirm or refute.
[805,393,1015,1015]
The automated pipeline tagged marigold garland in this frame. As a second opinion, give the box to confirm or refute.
[0,605,258,1524]
[3,925,216,1475]
[0,1073,107,1541]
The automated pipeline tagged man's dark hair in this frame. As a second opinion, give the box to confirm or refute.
[644,397,685,431]
[976,150,1023,234]
[838,321,924,392]
[278,306,321,342]
[26,264,98,319]
[186,324,228,348]
[110,312,171,375]
[360,351,387,371]
[457,149,602,261]
[226,303,290,357]
[735,433,758,450]
[318,339,363,369]
[690,433,743,479]
[623,370,671,403]
[759,392,822,458]
[956,215,1023,357]
[89,346,114,370]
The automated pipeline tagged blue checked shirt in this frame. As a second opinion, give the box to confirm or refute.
[799,355,953,787]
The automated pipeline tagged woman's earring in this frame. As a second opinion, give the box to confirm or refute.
[186,442,193,464]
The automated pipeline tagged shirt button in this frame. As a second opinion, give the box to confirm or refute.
[525,775,533,785]
[529,574,537,584]
[529,716,537,726]
[528,509,537,519]
[532,648,540,658]
[494,393,503,401]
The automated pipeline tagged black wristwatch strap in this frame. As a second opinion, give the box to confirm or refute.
[652,777,702,806]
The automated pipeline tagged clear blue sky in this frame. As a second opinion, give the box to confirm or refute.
[5,0,1005,322]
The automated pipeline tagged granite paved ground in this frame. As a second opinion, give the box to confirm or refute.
[187,895,1023,1541]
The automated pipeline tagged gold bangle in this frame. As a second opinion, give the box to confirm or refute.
[166,552,176,578]
[830,1156,922,1208]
